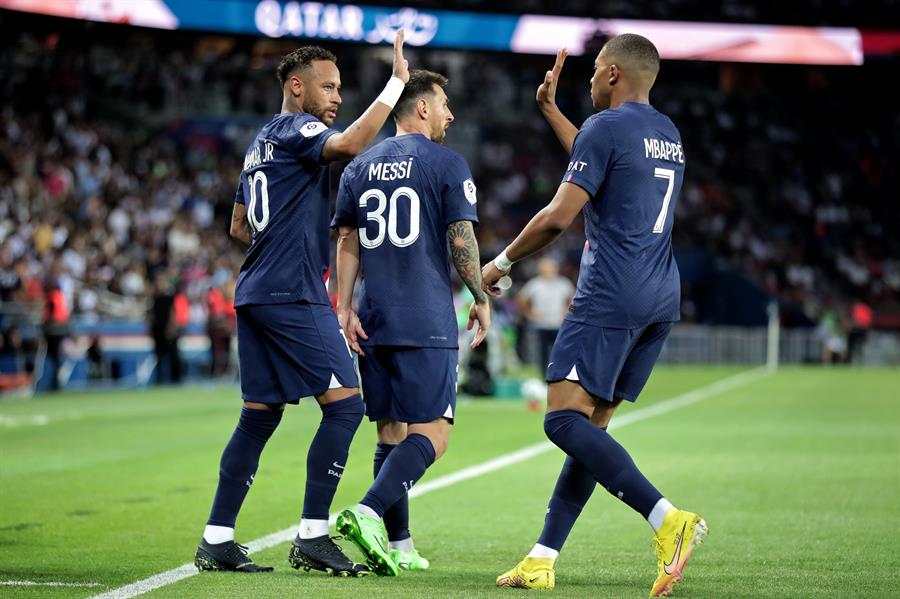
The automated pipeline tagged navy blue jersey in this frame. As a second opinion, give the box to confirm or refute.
[332,134,478,348]
[233,113,337,307]
[562,103,685,328]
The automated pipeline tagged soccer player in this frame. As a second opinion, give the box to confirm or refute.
[194,32,411,576]
[484,35,707,597]
[329,69,490,576]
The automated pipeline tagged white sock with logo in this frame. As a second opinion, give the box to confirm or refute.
[298,518,329,539]
[648,498,675,532]
[203,525,234,544]
[356,503,381,520]
[527,543,559,560]
[389,537,415,552]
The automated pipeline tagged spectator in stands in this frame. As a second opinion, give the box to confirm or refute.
[42,278,70,390]
[205,283,234,378]
[848,301,873,363]
[148,271,183,384]
[517,258,574,374]
[817,302,850,364]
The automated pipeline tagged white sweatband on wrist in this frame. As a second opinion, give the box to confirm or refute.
[494,250,514,273]
[376,76,405,109]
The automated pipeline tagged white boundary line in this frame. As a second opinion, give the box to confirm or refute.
[91,367,767,599]
[1,580,104,587]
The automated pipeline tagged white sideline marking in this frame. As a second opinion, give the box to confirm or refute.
[1,580,103,587]
[90,368,767,599]
[0,415,51,428]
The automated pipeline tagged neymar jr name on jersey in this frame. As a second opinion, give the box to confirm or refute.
[243,140,276,171]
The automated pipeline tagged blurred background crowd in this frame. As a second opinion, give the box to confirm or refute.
[1,2,898,392]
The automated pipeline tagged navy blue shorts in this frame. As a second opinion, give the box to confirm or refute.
[545,320,673,403]
[236,302,358,404]
[358,346,458,424]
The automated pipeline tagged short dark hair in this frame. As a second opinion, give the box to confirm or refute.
[602,33,660,79]
[392,69,449,120]
[277,46,337,85]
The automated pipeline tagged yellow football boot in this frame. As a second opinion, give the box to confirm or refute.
[649,509,708,597]
[496,556,555,590]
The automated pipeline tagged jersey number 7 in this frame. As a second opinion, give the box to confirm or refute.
[652,167,675,234]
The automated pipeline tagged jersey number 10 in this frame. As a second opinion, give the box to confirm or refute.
[358,187,421,249]
[247,171,270,232]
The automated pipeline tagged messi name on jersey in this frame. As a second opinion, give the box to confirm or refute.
[643,138,685,164]
[368,158,415,181]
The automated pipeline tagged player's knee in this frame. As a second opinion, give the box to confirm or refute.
[543,410,587,445]
[431,435,449,460]
[321,393,365,432]
[236,405,283,443]
[376,419,407,444]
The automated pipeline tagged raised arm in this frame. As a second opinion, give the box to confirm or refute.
[447,220,491,348]
[536,48,579,156]
[321,31,410,162]
[229,203,251,246]
[335,226,368,354]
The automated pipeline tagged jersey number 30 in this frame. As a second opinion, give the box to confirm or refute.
[358,187,421,249]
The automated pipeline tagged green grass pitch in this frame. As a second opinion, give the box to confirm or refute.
[1,366,898,598]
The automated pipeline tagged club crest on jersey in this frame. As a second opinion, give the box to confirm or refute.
[300,120,328,138]
[463,178,477,204]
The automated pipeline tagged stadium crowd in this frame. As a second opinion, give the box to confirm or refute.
[1,15,898,377]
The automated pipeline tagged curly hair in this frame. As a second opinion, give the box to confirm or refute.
[276,46,337,85]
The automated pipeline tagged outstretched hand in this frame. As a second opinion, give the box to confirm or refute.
[536,47,568,109]
[392,29,410,83]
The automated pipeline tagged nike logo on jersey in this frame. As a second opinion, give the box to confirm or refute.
[332,462,345,470]
[663,523,687,575]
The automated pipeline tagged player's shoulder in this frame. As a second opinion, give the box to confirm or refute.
[424,141,469,172]
[267,112,331,142]
[578,111,617,139]
[343,136,394,177]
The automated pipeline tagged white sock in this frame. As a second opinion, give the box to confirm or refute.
[648,498,675,532]
[298,518,329,539]
[203,525,234,544]
[527,543,559,560]
[356,503,380,520]
[389,537,415,552]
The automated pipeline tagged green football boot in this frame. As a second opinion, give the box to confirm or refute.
[389,547,430,571]
[336,507,399,576]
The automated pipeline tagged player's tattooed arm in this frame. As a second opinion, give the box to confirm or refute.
[447,220,488,305]
[229,203,251,246]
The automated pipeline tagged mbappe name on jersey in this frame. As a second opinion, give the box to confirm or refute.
[643,137,685,164]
